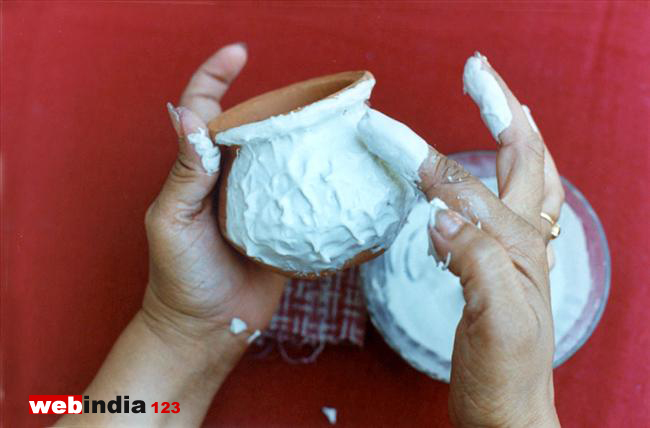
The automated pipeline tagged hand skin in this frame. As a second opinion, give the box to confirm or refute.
[57,43,285,427]
[57,46,562,428]
[418,54,562,427]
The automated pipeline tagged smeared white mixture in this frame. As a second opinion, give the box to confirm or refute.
[357,109,429,184]
[187,128,221,175]
[427,198,450,264]
[247,329,261,344]
[463,53,512,141]
[229,317,247,335]
[362,177,591,380]
[321,406,337,425]
[216,77,417,274]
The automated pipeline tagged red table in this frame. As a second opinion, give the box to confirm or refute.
[3,2,649,426]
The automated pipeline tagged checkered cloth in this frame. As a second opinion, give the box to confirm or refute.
[259,267,367,360]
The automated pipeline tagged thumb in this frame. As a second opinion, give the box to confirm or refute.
[156,103,221,216]
[428,206,515,307]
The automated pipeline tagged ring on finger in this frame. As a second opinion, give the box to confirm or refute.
[540,212,561,239]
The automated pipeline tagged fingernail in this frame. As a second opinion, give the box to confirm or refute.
[474,51,489,64]
[234,41,248,52]
[435,210,464,239]
[428,198,449,261]
[166,102,180,132]
[428,198,449,229]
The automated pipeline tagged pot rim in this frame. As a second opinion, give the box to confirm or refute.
[208,70,374,138]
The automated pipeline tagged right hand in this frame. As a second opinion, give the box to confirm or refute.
[420,55,563,427]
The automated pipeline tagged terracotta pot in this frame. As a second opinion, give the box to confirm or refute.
[208,71,415,278]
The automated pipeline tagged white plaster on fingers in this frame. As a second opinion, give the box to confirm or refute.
[463,52,513,141]
[229,317,248,335]
[187,127,221,175]
[247,329,261,344]
[357,109,430,184]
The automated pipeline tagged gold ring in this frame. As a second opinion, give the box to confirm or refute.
[540,212,561,239]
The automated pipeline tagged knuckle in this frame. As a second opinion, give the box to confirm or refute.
[419,156,472,196]
[144,201,164,233]
[525,133,545,155]
[171,155,200,183]
[460,230,508,271]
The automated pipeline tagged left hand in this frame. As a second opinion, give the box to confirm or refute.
[142,43,286,366]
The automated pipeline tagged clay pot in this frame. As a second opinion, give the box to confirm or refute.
[208,71,415,278]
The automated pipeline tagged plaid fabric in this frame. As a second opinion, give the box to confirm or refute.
[262,266,367,348]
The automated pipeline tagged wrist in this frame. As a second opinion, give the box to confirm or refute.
[507,400,559,428]
[451,378,559,428]
[140,286,247,377]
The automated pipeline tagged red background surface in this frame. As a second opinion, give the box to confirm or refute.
[2,2,649,427]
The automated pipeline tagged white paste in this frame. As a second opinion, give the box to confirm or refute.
[247,329,261,344]
[437,251,451,271]
[229,317,247,335]
[463,53,512,141]
[362,177,591,381]
[216,77,417,275]
[187,128,221,175]
[321,406,337,425]
[522,104,540,134]
[357,109,429,184]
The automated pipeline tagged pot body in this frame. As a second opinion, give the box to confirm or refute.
[211,71,417,277]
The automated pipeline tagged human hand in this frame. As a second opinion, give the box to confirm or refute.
[420,54,563,426]
[142,43,286,368]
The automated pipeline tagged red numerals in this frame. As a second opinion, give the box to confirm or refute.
[151,402,180,413]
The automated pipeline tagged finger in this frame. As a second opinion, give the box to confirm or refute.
[463,53,545,230]
[357,109,430,186]
[156,104,221,218]
[358,109,522,240]
[547,244,556,270]
[428,208,529,305]
[358,109,543,270]
[179,43,248,123]
[522,105,565,242]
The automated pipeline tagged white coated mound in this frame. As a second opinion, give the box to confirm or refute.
[215,77,418,275]
[362,177,591,381]
[463,53,512,141]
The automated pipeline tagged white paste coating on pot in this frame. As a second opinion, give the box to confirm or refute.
[357,109,429,184]
[362,177,591,380]
[463,53,513,141]
[215,77,418,275]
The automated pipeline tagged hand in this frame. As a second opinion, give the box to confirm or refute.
[143,43,286,367]
[56,44,287,428]
[420,55,563,426]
